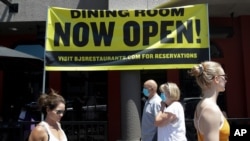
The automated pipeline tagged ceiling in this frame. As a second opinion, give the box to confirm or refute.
[0,0,250,36]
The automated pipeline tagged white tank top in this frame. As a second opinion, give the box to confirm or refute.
[40,121,67,141]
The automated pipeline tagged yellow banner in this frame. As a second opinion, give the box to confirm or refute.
[45,4,209,71]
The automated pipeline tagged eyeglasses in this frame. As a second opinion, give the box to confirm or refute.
[218,74,228,81]
[54,110,65,115]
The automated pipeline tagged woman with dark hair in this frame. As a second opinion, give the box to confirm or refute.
[28,89,67,141]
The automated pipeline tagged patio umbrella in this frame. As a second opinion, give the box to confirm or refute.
[0,46,44,71]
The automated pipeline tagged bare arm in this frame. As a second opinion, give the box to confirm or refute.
[155,111,177,127]
[29,125,48,141]
[155,102,176,127]
[198,107,221,141]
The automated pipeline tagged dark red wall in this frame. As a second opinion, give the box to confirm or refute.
[48,71,62,92]
[239,16,250,117]
[107,71,121,141]
[167,69,180,86]
[210,16,250,117]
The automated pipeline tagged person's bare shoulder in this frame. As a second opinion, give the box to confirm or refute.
[198,100,221,134]
[200,100,220,119]
[29,124,47,141]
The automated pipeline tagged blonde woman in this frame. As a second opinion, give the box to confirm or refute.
[155,82,187,141]
[188,61,230,141]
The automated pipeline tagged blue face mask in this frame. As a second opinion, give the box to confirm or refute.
[160,93,167,102]
[142,88,150,97]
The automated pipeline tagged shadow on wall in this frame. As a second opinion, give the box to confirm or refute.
[0,5,13,22]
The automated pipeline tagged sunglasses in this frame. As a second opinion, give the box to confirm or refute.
[54,110,65,115]
[218,74,228,81]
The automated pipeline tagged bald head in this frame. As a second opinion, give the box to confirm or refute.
[144,79,158,93]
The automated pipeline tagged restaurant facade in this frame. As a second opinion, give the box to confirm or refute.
[0,0,250,141]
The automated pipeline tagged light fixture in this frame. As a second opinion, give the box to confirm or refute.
[210,12,234,39]
[210,26,234,39]
[9,27,18,31]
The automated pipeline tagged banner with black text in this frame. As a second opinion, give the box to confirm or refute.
[45,4,209,71]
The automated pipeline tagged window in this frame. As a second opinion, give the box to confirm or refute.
[61,71,108,121]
